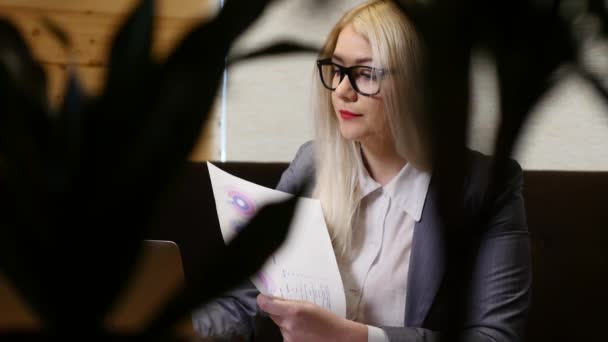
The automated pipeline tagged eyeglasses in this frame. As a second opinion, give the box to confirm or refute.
[316,58,387,96]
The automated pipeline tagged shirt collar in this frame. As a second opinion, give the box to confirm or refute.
[357,161,382,198]
[357,158,431,222]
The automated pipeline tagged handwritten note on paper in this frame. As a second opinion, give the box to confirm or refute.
[207,162,346,318]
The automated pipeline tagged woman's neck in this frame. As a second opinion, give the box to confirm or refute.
[360,138,406,186]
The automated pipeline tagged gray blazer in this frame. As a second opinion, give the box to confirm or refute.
[193,141,531,342]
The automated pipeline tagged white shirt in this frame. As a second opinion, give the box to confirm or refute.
[336,161,431,342]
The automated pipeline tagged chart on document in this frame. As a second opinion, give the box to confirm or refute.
[207,162,346,317]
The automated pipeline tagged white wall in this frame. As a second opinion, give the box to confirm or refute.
[221,0,366,162]
[470,54,608,171]
[220,0,608,171]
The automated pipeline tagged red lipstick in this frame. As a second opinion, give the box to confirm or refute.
[339,110,362,120]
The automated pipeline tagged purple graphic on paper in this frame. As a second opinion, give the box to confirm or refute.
[227,190,256,216]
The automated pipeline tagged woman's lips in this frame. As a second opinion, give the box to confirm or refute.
[339,110,362,120]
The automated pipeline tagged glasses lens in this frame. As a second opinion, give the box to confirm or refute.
[319,64,339,90]
[352,67,380,95]
[318,62,382,95]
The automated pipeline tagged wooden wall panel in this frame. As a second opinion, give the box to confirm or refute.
[0,4,205,66]
[43,63,105,101]
[0,0,214,18]
[0,0,218,160]
[190,103,218,161]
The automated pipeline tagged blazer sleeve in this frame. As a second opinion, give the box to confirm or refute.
[382,159,531,342]
[191,141,316,339]
[191,281,259,339]
[276,140,315,194]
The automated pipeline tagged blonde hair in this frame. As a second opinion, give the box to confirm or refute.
[313,0,431,255]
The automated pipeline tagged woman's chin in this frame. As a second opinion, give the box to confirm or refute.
[339,127,366,142]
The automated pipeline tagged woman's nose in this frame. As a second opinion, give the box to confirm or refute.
[334,75,357,101]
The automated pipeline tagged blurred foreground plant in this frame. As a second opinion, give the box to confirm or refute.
[0,0,316,340]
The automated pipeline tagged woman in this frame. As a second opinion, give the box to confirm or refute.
[194,1,530,341]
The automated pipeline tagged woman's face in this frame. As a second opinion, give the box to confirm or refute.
[331,25,389,145]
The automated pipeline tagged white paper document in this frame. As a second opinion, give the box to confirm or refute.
[207,162,346,318]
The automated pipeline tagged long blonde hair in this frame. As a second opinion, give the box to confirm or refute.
[313,0,431,256]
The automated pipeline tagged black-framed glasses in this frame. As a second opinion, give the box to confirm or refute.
[316,58,387,96]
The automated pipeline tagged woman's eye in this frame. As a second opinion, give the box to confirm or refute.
[359,72,376,80]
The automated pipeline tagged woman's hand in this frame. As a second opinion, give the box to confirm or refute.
[256,294,367,342]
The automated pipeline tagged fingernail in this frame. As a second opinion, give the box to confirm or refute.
[257,294,268,308]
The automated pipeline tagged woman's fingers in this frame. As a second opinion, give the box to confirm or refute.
[257,293,291,316]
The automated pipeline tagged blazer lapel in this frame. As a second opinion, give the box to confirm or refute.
[404,184,445,326]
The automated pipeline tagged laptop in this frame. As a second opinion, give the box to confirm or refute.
[106,239,193,336]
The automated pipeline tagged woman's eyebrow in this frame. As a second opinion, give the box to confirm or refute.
[331,54,373,64]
